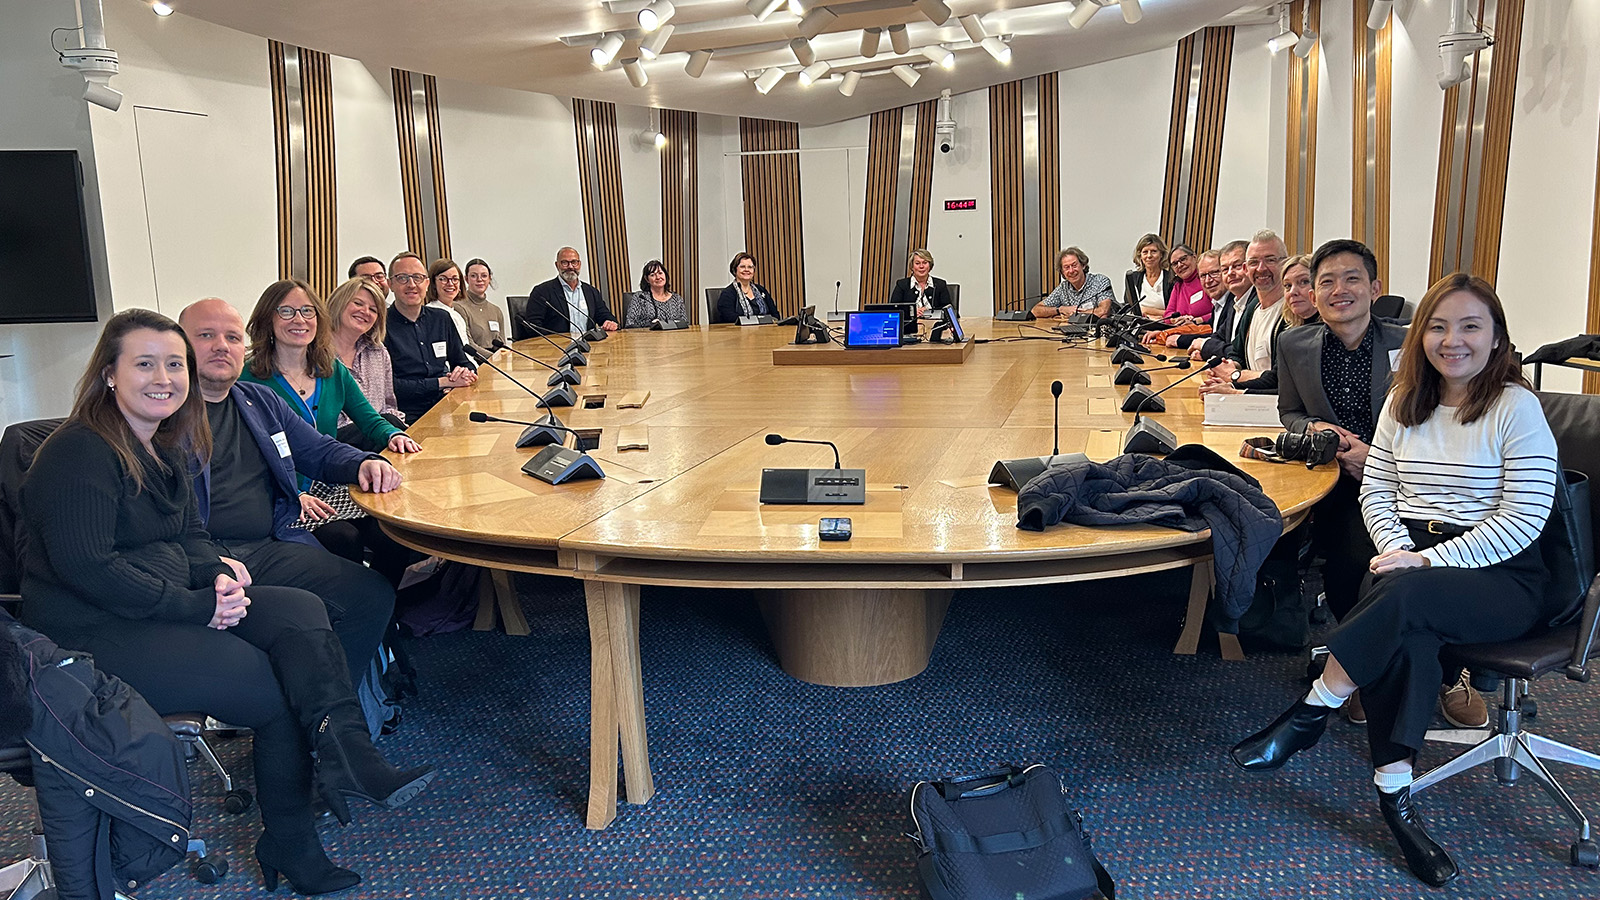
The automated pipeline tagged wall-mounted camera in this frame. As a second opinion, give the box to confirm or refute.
[935,88,955,154]
[58,0,122,111]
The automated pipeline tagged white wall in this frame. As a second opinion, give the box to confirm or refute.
[1386,0,1450,299]
[1312,16,1354,251]
[926,88,994,314]
[797,119,868,311]
[615,102,665,288]
[1214,26,1279,247]
[698,113,744,313]
[331,56,409,271]
[435,77,585,312]
[0,0,117,425]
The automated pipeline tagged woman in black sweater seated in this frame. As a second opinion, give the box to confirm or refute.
[887,248,952,316]
[18,309,434,895]
[715,251,777,322]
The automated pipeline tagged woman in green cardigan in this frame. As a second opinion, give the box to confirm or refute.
[240,279,421,586]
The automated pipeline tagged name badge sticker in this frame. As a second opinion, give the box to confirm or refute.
[1388,349,1402,371]
[432,341,448,358]
[270,431,292,458]
[489,321,500,333]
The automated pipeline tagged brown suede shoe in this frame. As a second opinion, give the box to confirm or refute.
[1344,690,1367,725]
[1439,671,1489,728]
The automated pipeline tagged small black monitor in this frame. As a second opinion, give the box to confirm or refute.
[0,150,98,324]
[844,311,903,348]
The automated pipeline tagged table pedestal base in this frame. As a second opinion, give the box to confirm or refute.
[759,588,954,686]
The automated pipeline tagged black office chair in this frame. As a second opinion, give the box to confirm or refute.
[506,296,533,340]
[945,283,961,314]
[0,419,251,817]
[1372,294,1412,324]
[1411,391,1600,867]
[705,287,728,324]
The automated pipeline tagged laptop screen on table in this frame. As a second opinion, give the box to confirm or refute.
[844,311,903,348]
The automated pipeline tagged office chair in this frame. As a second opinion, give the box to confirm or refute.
[704,287,726,324]
[506,296,532,340]
[1411,391,1600,867]
[0,419,251,817]
[1371,294,1413,324]
[945,283,961,314]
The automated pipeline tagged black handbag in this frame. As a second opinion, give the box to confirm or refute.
[908,765,1115,900]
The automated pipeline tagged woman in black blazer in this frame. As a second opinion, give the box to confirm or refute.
[887,248,952,315]
[1123,233,1174,318]
[715,252,777,322]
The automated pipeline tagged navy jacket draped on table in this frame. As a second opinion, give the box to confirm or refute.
[526,277,618,335]
[191,382,379,546]
[1014,447,1283,633]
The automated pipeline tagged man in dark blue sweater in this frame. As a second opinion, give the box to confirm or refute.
[383,251,476,424]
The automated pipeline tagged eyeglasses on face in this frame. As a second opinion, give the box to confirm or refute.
[391,273,427,286]
[435,275,461,286]
[275,306,317,320]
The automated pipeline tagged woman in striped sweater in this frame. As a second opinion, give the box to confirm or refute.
[1230,273,1566,887]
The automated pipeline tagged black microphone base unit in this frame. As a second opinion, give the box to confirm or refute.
[987,453,1091,491]
[559,350,588,367]
[520,444,605,485]
[1104,332,1139,349]
[565,337,592,353]
[1055,324,1090,337]
[758,468,867,505]
[1122,419,1179,455]
[515,417,567,448]
[584,328,608,342]
[1121,384,1166,413]
[994,310,1031,321]
[1110,346,1146,365]
[651,319,689,330]
[1113,362,1152,386]
[546,368,581,388]
[738,315,779,326]
[537,383,577,408]
[826,310,848,322]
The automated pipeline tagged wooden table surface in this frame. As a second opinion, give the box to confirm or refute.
[354,318,1338,828]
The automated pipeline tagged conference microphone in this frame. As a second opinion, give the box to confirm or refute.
[490,338,581,387]
[530,290,611,344]
[467,410,605,485]
[997,292,1046,322]
[1113,357,1191,386]
[519,309,592,353]
[765,433,842,469]
[826,280,846,322]
[988,380,1089,490]
[467,410,582,449]
[760,433,865,505]
[1121,356,1225,455]
[516,316,589,366]
[1061,344,1170,363]
[464,345,575,409]
[1050,380,1063,456]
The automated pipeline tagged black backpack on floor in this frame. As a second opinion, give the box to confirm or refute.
[908,765,1115,900]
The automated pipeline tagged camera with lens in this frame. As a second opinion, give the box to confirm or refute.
[1275,422,1340,468]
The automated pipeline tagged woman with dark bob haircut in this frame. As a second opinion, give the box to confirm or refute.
[623,259,689,329]
[18,309,434,895]
[715,251,777,322]
[1230,272,1565,887]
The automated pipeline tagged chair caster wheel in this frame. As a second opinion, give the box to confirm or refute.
[223,788,253,815]
[1571,840,1599,868]
[194,854,229,883]
[1523,697,1538,720]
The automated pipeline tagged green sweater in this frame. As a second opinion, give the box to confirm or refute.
[239,358,402,448]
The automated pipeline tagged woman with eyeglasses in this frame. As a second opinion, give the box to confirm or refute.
[423,258,471,350]
[624,260,689,329]
[1198,254,1319,395]
[239,280,421,587]
[715,252,776,323]
[19,309,433,895]
[459,258,507,351]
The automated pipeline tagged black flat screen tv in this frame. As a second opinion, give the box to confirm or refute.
[0,150,99,324]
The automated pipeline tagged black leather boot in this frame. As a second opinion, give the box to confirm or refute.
[1378,787,1458,887]
[1230,701,1334,771]
[252,712,360,894]
[256,831,361,895]
[270,629,436,826]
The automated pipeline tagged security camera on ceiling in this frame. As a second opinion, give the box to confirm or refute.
[1437,0,1492,89]
[58,0,122,111]
[935,89,956,154]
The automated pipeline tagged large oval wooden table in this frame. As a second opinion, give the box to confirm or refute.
[355,319,1337,829]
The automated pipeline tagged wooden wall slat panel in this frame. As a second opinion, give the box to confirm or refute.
[660,110,699,324]
[303,48,337,299]
[1284,1,1321,254]
[909,99,937,256]
[859,108,900,306]
[392,70,425,254]
[1375,13,1392,285]
[422,75,451,261]
[1429,84,1458,284]
[1188,27,1232,250]
[740,118,805,316]
[1353,0,1394,283]
[989,81,1022,313]
[1160,35,1196,243]
[269,42,292,280]
[1037,73,1060,292]
[1470,0,1523,286]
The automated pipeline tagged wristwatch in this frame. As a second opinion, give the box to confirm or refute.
[1229,369,1242,384]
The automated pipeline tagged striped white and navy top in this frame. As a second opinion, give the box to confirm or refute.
[1360,386,1557,569]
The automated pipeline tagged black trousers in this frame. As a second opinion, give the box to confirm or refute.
[51,586,327,834]
[1311,475,1376,621]
[214,536,394,687]
[1325,528,1554,767]
[314,516,418,590]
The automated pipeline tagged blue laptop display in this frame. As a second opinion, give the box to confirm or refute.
[844,311,904,348]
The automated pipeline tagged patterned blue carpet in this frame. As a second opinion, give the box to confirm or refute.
[4,569,1600,899]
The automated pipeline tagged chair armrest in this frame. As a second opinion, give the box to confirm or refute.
[1564,574,1600,682]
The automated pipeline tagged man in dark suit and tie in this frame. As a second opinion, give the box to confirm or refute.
[527,246,619,336]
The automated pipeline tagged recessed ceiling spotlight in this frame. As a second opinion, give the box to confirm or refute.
[912,0,951,26]
[839,70,862,96]
[861,27,881,58]
[622,58,648,88]
[888,24,910,55]
[790,37,816,67]
[637,0,675,32]
[746,0,785,22]
[591,32,624,68]
[892,64,920,87]
[920,46,954,69]
[685,49,712,77]
[151,1,174,15]
[788,0,806,14]
[640,24,674,60]
[980,36,1011,63]
[799,60,831,86]
[754,67,786,93]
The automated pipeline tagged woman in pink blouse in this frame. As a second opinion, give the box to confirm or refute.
[327,276,405,439]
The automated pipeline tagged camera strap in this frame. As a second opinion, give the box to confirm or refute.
[1239,437,1290,464]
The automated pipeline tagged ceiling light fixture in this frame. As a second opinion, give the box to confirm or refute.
[639,24,674,59]
[798,7,837,39]
[685,48,712,77]
[591,32,625,68]
[1368,0,1393,30]
[888,24,910,55]
[959,15,987,43]
[622,58,648,87]
[151,1,174,16]
[980,35,1012,63]
[790,37,816,66]
[1266,5,1298,54]
[799,60,831,86]
[1120,0,1142,25]
[1292,29,1318,58]
[637,0,675,32]
[912,0,951,26]
[839,70,861,96]
[746,0,785,22]
[788,0,806,14]
[1068,0,1102,29]
[860,27,881,58]
[754,66,786,93]
[892,64,920,86]
[920,45,954,69]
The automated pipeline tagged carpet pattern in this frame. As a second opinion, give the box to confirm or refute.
[2,569,1599,899]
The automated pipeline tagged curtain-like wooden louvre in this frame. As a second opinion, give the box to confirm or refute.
[989,81,1024,311]
[1284,1,1320,255]
[907,98,937,256]
[1352,0,1393,284]
[573,99,632,307]
[1035,73,1061,293]
[858,107,903,307]
[1161,28,1233,251]
[423,75,450,261]
[269,42,338,298]
[660,110,699,324]
[740,118,805,317]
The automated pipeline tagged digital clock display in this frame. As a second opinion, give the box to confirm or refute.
[944,199,978,211]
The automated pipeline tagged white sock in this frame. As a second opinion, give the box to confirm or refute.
[1374,768,1413,794]
[1304,677,1346,709]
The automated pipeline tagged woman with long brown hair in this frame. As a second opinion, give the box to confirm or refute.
[1230,273,1564,887]
[19,309,434,895]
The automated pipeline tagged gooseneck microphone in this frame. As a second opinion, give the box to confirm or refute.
[519,315,592,354]
[1121,356,1226,455]
[490,338,581,387]
[464,345,575,409]
[531,291,609,342]
[516,317,589,366]
[467,411,586,448]
[765,433,842,469]
[1050,380,1063,457]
